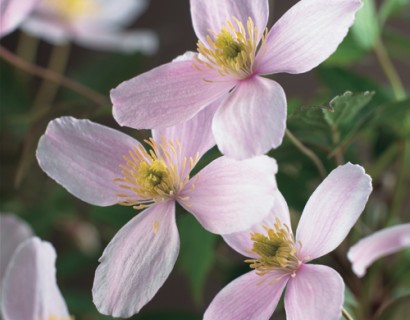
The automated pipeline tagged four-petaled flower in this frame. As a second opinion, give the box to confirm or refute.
[112,0,362,159]
[204,163,372,320]
[36,107,279,317]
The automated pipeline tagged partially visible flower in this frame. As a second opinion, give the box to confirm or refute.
[21,0,158,54]
[348,223,410,277]
[204,163,372,320]
[36,107,278,317]
[0,213,33,287]
[0,0,39,37]
[1,237,71,320]
[112,0,362,159]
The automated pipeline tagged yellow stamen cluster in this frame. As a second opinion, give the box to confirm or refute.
[196,17,266,79]
[246,218,301,277]
[115,137,199,210]
[47,315,74,320]
[45,0,98,19]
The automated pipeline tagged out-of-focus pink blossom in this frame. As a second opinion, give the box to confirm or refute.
[0,0,39,37]
[348,223,410,277]
[20,0,158,53]
[112,0,362,159]
[1,237,71,320]
[204,163,372,320]
[36,107,279,317]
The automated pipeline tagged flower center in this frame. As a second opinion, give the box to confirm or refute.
[245,218,302,278]
[47,316,74,320]
[115,137,199,209]
[195,17,266,79]
[45,0,98,19]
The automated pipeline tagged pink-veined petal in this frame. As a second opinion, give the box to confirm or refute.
[296,163,372,261]
[152,102,218,166]
[255,0,362,75]
[1,238,70,320]
[181,156,278,234]
[285,264,344,320]
[190,0,269,45]
[36,117,142,206]
[0,0,39,37]
[112,58,234,130]
[212,76,286,159]
[92,201,179,318]
[347,223,410,277]
[204,270,288,320]
[223,189,290,258]
[0,214,33,286]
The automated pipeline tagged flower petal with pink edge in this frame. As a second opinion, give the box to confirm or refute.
[204,270,288,320]
[36,117,142,206]
[296,163,372,261]
[347,223,410,277]
[285,264,344,320]
[223,190,290,258]
[0,0,39,37]
[190,0,269,45]
[111,58,234,129]
[0,214,33,286]
[180,156,278,234]
[255,0,362,75]
[92,201,179,318]
[1,238,70,320]
[212,76,286,159]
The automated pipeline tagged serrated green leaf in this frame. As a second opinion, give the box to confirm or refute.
[177,214,217,305]
[352,0,380,49]
[323,91,375,128]
[379,0,410,25]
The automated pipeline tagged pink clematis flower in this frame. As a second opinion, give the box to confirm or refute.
[20,0,158,54]
[204,163,372,320]
[0,0,39,37]
[348,223,410,277]
[112,0,362,159]
[1,237,71,320]
[36,107,279,317]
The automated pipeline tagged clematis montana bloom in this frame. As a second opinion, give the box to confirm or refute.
[1,237,71,320]
[348,223,410,277]
[204,163,372,320]
[36,108,278,317]
[20,0,158,54]
[112,0,362,159]
[0,0,39,37]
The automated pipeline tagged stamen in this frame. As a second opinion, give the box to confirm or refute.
[45,0,98,19]
[195,17,267,79]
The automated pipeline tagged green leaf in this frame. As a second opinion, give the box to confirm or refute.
[322,91,375,128]
[324,32,367,66]
[379,0,410,25]
[351,0,380,49]
[176,213,217,305]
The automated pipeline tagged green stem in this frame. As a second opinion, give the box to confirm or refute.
[342,307,354,320]
[374,38,406,100]
[285,129,327,179]
[14,32,40,83]
[0,45,108,106]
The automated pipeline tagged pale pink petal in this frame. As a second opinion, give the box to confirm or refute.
[190,0,269,44]
[92,201,179,318]
[112,58,234,130]
[21,15,70,45]
[285,264,344,320]
[212,76,286,159]
[0,214,33,286]
[223,190,290,258]
[73,27,158,54]
[347,223,410,277]
[0,0,39,37]
[255,0,362,75]
[152,102,218,165]
[296,163,372,261]
[180,156,278,234]
[1,238,70,320]
[204,270,288,320]
[36,117,142,206]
